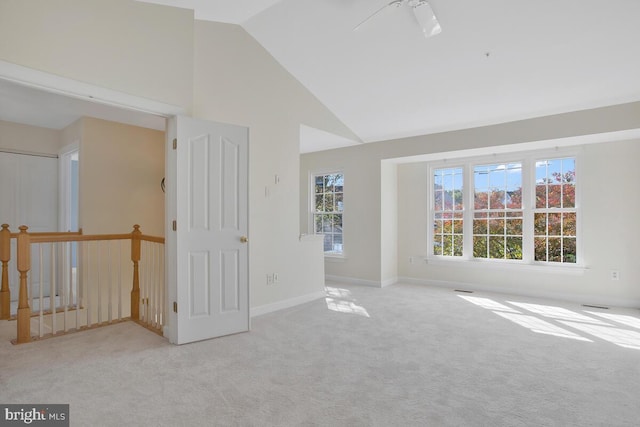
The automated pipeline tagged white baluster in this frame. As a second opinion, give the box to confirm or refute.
[97,241,101,324]
[107,241,112,323]
[86,241,91,327]
[118,240,122,321]
[38,244,43,337]
[50,243,56,335]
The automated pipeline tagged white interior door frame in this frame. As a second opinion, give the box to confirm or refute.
[58,142,79,232]
[0,60,187,329]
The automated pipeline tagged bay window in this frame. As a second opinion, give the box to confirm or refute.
[429,151,579,265]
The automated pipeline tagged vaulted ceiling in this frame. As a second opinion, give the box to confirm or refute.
[4,1,640,151]
[141,0,640,144]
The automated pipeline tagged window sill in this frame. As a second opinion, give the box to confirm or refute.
[422,256,587,275]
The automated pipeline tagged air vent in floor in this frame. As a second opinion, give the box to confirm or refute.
[582,304,609,310]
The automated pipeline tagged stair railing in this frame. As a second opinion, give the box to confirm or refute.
[0,224,164,343]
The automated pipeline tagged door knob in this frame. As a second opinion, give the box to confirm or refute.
[240,236,248,243]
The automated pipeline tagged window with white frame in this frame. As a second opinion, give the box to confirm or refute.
[534,158,577,263]
[313,172,344,255]
[473,163,523,260]
[428,152,578,265]
[433,167,464,256]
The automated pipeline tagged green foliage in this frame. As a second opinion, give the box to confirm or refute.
[433,160,576,263]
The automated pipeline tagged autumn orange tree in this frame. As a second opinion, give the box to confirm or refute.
[534,170,576,263]
[472,187,523,260]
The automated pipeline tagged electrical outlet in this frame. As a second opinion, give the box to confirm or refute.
[273,273,279,283]
[610,270,620,281]
[266,274,273,285]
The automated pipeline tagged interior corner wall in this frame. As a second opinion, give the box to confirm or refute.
[300,146,382,284]
[79,117,165,236]
[0,0,194,110]
[192,21,356,309]
[381,161,398,286]
[301,102,640,306]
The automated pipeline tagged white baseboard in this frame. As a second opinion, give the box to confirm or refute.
[325,274,386,288]
[398,276,640,309]
[381,277,398,288]
[251,290,326,317]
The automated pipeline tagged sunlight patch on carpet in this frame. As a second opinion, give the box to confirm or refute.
[558,321,640,350]
[458,295,520,313]
[324,287,370,317]
[508,302,611,325]
[458,293,640,350]
[585,312,640,330]
[494,312,592,342]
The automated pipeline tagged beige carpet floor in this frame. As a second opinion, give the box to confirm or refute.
[1,282,640,426]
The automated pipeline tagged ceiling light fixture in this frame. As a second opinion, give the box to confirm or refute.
[411,0,442,38]
[354,0,442,38]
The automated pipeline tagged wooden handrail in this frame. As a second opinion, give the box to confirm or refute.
[140,235,165,244]
[30,233,132,244]
[9,230,83,238]
[8,229,162,244]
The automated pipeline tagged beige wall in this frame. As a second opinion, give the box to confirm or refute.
[193,21,357,309]
[0,0,194,110]
[60,119,83,150]
[301,102,640,307]
[79,117,165,236]
[0,1,358,313]
[380,161,398,285]
[0,120,61,154]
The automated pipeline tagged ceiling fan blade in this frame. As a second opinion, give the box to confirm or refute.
[353,0,404,32]
[412,1,442,38]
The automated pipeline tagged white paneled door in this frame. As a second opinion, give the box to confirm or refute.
[166,116,249,344]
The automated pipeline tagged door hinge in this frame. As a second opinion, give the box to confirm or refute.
[172,138,177,150]
[173,302,177,313]
[172,220,177,231]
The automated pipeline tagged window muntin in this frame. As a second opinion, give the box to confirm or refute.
[428,153,579,266]
[473,163,523,260]
[313,173,344,254]
[534,158,577,263]
[433,167,463,256]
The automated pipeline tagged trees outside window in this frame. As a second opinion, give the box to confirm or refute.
[473,163,523,260]
[313,172,344,255]
[534,158,577,263]
[433,167,463,256]
[429,154,577,265]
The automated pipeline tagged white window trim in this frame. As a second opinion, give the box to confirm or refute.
[309,169,346,258]
[426,147,585,270]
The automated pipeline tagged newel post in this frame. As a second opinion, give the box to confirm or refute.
[16,226,31,343]
[131,224,141,321]
[0,224,10,320]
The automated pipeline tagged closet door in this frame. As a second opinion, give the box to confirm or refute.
[0,152,58,231]
[0,152,58,300]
